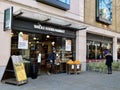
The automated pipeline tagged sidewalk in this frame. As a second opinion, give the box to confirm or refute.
[0,71,120,90]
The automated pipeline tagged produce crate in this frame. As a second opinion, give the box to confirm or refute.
[75,64,81,74]
[66,64,76,74]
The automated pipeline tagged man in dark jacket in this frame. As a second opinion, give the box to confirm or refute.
[105,51,113,74]
[47,48,56,75]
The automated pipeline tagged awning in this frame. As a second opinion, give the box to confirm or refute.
[13,9,87,30]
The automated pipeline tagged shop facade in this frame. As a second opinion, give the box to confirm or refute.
[0,0,85,80]
[84,0,120,62]
[87,33,113,61]
[1,0,120,81]
[11,16,77,74]
[86,25,120,62]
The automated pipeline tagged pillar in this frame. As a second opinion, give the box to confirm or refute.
[113,37,117,61]
[76,30,86,71]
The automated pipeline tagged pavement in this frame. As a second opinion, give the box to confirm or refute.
[0,71,120,90]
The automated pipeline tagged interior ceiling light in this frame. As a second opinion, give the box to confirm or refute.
[33,37,37,40]
[36,41,39,43]
[46,35,50,38]
[51,41,55,46]
[10,32,14,37]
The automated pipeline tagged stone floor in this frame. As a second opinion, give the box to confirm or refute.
[0,71,120,90]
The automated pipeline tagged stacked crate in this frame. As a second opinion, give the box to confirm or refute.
[66,64,76,74]
[66,60,81,74]
[75,64,81,74]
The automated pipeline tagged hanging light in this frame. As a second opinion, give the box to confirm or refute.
[29,42,31,44]
[36,41,39,43]
[10,32,14,37]
[19,32,23,37]
[51,41,55,46]
[46,35,50,38]
[33,37,37,40]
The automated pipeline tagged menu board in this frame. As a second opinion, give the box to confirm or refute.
[11,55,27,82]
[14,63,27,82]
[1,55,28,85]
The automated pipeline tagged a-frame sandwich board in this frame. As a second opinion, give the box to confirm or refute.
[1,55,28,85]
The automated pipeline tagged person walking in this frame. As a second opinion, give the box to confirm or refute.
[47,47,56,75]
[105,51,113,74]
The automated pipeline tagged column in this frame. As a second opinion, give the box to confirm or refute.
[76,30,86,71]
[113,37,117,61]
[95,44,97,59]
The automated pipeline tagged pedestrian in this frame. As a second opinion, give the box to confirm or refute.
[105,51,113,74]
[47,47,56,75]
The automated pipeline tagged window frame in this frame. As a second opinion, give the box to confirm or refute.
[36,0,70,10]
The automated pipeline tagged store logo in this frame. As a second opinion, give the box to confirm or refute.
[34,24,65,33]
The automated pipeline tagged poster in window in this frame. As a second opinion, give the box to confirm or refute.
[96,0,112,24]
[18,32,28,49]
[65,40,71,51]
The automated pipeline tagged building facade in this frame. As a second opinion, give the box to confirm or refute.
[85,0,120,62]
[0,0,85,80]
[0,0,120,80]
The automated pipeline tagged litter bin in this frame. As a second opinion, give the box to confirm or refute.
[30,58,38,79]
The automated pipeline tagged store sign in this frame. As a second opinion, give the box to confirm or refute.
[4,7,13,31]
[34,24,65,33]
[96,0,112,24]
[18,32,28,49]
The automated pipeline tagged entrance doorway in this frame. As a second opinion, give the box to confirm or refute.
[11,31,74,75]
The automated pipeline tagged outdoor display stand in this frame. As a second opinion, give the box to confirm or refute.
[1,55,28,85]
[75,64,81,74]
[66,60,81,74]
[66,64,81,74]
[66,64,76,74]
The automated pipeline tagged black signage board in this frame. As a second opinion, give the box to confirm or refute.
[4,7,13,31]
[12,17,76,38]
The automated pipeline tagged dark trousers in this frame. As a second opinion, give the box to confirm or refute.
[107,65,112,74]
[49,60,55,73]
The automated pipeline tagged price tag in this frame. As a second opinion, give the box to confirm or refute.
[77,65,80,69]
[71,65,74,69]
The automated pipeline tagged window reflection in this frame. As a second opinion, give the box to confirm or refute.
[87,40,112,60]
[99,0,112,22]
[58,0,70,4]
[117,44,120,59]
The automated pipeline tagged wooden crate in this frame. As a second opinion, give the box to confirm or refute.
[66,64,76,74]
[75,64,81,74]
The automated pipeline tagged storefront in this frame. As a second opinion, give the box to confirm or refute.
[86,33,113,61]
[11,14,79,75]
[117,39,120,60]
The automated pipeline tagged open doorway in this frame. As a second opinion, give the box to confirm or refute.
[11,30,74,75]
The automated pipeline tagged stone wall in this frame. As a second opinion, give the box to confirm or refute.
[85,0,120,33]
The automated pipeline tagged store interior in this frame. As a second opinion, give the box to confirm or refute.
[10,30,73,75]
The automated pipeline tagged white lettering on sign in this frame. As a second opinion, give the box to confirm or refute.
[34,24,65,33]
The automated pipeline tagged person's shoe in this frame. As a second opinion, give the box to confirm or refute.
[108,72,112,74]
[47,72,51,75]
[109,72,112,74]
